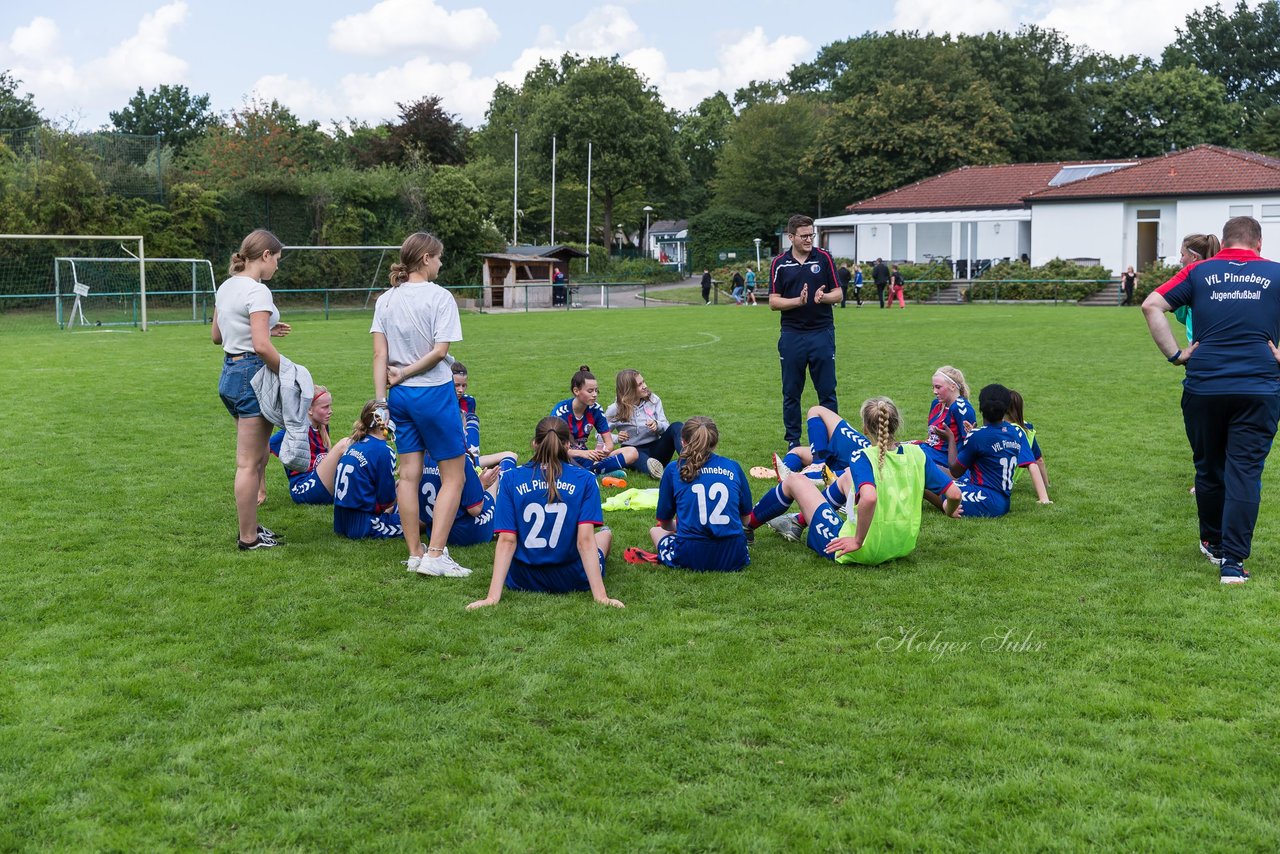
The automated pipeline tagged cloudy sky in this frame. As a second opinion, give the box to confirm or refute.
[0,0,1227,130]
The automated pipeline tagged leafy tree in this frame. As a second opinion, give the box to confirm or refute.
[669,91,734,215]
[787,32,969,102]
[109,84,217,153]
[1163,0,1280,127]
[1085,65,1242,158]
[958,26,1091,161]
[388,96,468,167]
[1243,105,1280,156]
[712,98,825,229]
[806,79,1013,208]
[0,70,41,128]
[687,206,768,272]
[731,80,785,110]
[182,99,338,186]
[413,165,504,283]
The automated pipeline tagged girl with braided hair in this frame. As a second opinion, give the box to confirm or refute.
[749,398,962,565]
[332,400,403,540]
[630,417,752,572]
[468,417,622,609]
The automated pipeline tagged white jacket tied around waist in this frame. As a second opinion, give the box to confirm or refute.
[250,354,314,471]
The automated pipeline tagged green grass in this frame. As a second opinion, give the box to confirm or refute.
[3,304,1279,850]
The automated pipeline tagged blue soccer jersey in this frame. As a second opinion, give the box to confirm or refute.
[495,462,603,568]
[926,397,974,454]
[656,454,753,540]
[420,454,487,524]
[333,436,398,513]
[550,398,611,450]
[955,422,1034,502]
[269,426,327,483]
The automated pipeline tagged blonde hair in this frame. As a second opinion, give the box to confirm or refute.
[228,229,282,276]
[309,385,332,451]
[389,232,444,286]
[679,416,718,483]
[349,399,389,444]
[934,365,969,400]
[860,397,901,474]
[1181,233,1222,262]
[531,416,572,504]
[613,369,643,422]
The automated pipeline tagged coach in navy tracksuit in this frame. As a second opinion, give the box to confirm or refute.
[1143,215,1280,583]
[770,214,841,447]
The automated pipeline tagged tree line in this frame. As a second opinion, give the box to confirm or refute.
[0,1,1277,284]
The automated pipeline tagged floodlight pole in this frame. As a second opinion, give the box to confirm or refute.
[643,205,654,259]
[550,134,556,244]
[585,141,592,274]
[512,131,519,245]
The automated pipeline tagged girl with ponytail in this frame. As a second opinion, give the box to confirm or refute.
[332,400,404,540]
[468,417,623,609]
[549,365,641,475]
[372,231,471,578]
[628,416,752,572]
[211,228,289,551]
[747,397,961,566]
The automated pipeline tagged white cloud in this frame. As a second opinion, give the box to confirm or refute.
[329,0,500,57]
[0,3,188,123]
[891,0,1017,35]
[1037,0,1204,57]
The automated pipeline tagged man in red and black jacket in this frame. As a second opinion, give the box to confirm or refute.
[1143,215,1280,583]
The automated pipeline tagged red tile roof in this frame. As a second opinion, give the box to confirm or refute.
[844,161,1123,213]
[1026,145,1280,201]
[843,146,1280,213]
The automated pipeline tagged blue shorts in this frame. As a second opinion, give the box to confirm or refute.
[919,443,949,470]
[656,534,749,572]
[432,494,496,547]
[956,478,1010,518]
[504,549,607,594]
[825,419,873,471]
[389,384,466,460]
[804,503,845,561]
[218,354,264,418]
[289,471,333,505]
[333,507,403,539]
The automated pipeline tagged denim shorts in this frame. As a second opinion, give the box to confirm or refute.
[219,354,264,418]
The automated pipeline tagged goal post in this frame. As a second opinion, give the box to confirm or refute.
[0,234,146,331]
[54,256,217,327]
[270,245,400,316]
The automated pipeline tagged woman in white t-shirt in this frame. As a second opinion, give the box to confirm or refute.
[372,232,470,578]
[211,229,291,551]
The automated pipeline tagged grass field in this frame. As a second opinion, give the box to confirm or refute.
[3,303,1279,850]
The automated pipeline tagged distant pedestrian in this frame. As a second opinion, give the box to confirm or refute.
[731,270,745,305]
[889,265,906,308]
[853,264,864,306]
[701,269,712,304]
[1121,266,1136,306]
[872,258,890,308]
[745,266,758,305]
[837,262,852,308]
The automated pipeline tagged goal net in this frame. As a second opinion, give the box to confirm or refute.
[54,257,216,327]
[0,234,145,332]
[268,245,400,317]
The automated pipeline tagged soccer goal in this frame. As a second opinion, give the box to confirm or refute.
[54,256,216,327]
[0,234,148,331]
[268,245,401,317]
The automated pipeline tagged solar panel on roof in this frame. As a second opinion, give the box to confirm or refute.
[1047,163,1137,187]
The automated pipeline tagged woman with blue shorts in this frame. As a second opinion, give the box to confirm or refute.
[211,228,290,551]
[372,232,470,578]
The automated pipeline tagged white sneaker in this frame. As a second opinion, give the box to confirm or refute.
[404,554,423,573]
[772,452,794,483]
[767,513,804,542]
[646,456,665,478]
[416,548,472,577]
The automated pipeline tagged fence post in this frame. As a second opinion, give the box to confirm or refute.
[324,289,330,320]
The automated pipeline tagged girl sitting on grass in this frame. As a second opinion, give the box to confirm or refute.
[915,365,974,469]
[467,418,623,610]
[605,368,683,479]
[333,401,403,541]
[268,385,354,505]
[1006,389,1051,504]
[550,365,639,475]
[934,384,1040,517]
[629,417,752,572]
[752,397,962,565]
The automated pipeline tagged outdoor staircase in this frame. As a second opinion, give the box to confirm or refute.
[1077,285,1123,307]
[922,283,967,304]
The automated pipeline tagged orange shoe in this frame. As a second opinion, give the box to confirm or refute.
[602,476,628,489]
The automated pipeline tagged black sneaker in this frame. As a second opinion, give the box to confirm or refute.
[238,535,281,551]
[744,526,755,546]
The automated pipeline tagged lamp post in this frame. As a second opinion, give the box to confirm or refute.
[615,224,625,255]
[753,237,762,272]
[643,204,654,259]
